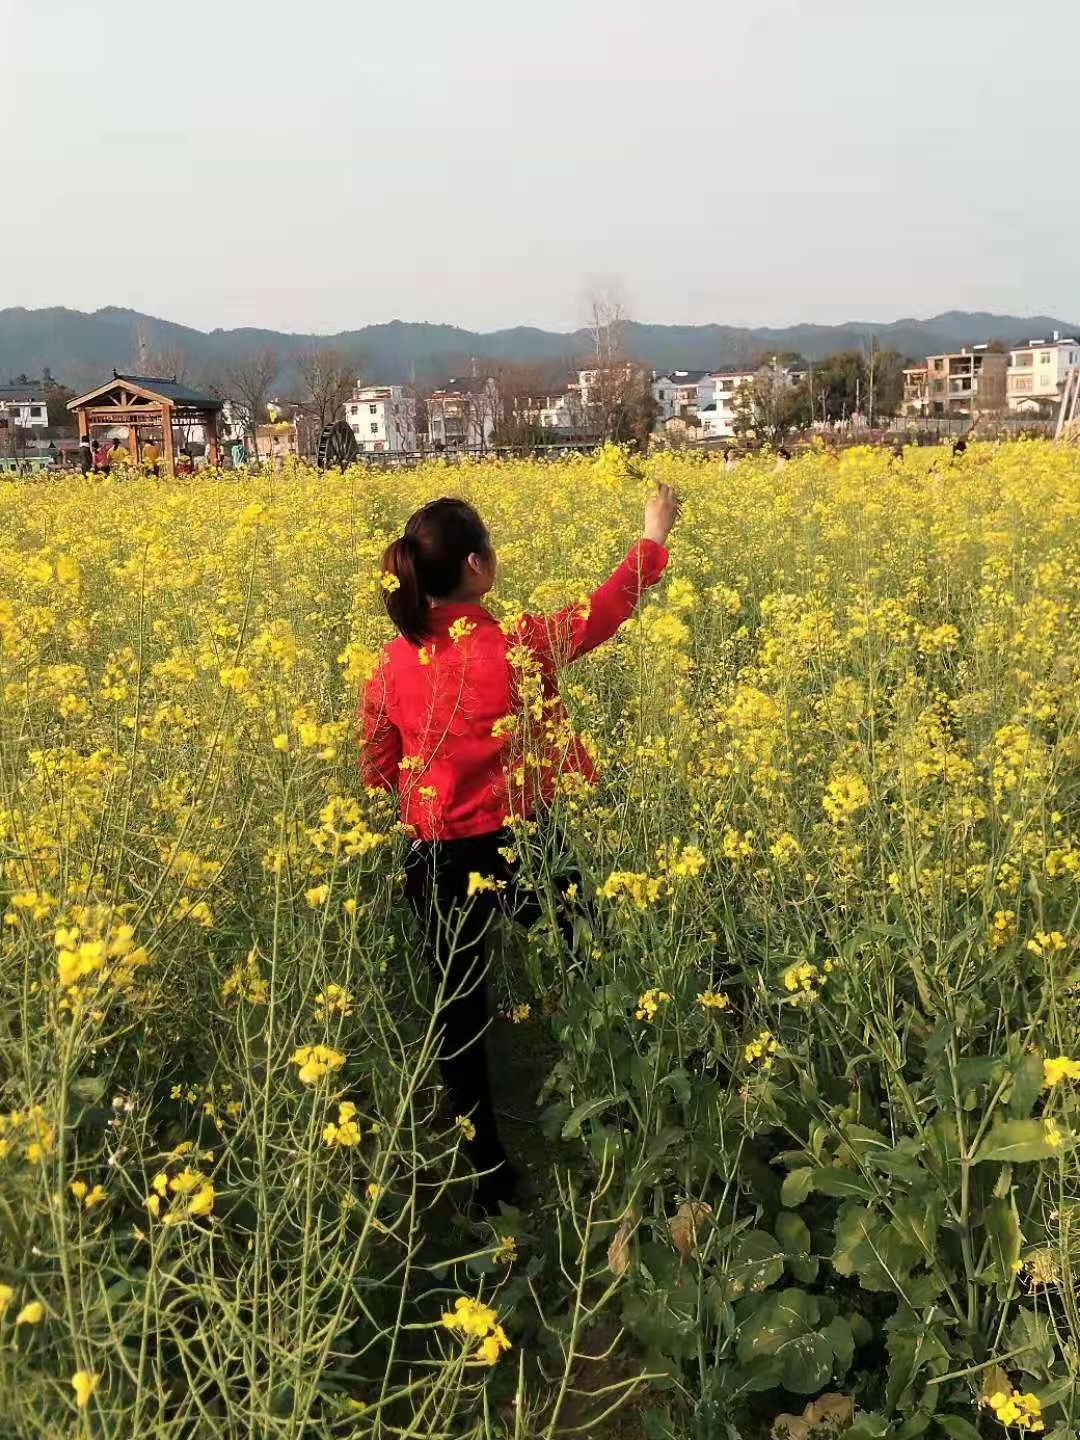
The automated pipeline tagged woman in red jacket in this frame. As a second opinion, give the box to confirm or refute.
[361,485,678,1208]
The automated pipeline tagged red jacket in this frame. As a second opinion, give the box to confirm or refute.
[360,539,669,840]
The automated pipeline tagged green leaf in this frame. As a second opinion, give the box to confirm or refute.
[838,1124,893,1159]
[1006,1307,1056,1378]
[779,1330,833,1394]
[659,1068,691,1106]
[936,1419,982,1440]
[849,1312,875,1347]
[560,1091,627,1139]
[735,1287,818,1362]
[891,1194,942,1258]
[832,1202,921,1295]
[780,1168,814,1207]
[775,1210,811,1255]
[70,1074,106,1104]
[983,1197,1022,1289]
[903,1272,948,1307]
[809,1166,877,1199]
[736,1288,830,1392]
[885,1308,951,1413]
[775,1209,818,1282]
[1008,1051,1045,1118]
[645,1124,685,1164]
[620,1288,698,1363]
[822,1313,855,1374]
[896,1414,932,1438]
[842,1417,890,1440]
[925,1113,962,1179]
[973,1117,1074,1164]
[869,1137,927,1183]
[725,1230,785,1299]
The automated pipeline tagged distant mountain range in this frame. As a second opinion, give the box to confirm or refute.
[2,305,1077,394]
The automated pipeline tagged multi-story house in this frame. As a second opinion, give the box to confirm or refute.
[652,370,708,423]
[1007,335,1080,412]
[427,377,500,450]
[902,367,929,416]
[925,346,1007,416]
[0,383,49,430]
[347,384,418,453]
[698,371,757,439]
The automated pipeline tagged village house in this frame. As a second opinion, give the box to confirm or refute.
[427,376,501,450]
[1007,334,1080,412]
[698,371,757,439]
[347,384,418,453]
[0,383,49,431]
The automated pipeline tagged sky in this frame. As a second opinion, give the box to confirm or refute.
[3,0,1078,335]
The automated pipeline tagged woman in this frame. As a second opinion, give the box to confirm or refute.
[360,486,678,1208]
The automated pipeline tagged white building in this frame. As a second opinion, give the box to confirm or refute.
[427,377,500,450]
[0,384,48,430]
[698,371,756,439]
[652,370,708,423]
[347,384,417,453]
[539,395,575,431]
[522,391,581,433]
[1007,335,1080,412]
[571,365,644,412]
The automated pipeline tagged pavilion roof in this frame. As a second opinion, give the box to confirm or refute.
[68,372,223,412]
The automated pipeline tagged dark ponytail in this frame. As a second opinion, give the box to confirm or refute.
[380,498,491,644]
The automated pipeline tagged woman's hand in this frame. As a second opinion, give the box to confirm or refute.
[643,483,680,547]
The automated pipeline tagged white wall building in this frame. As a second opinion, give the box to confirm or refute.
[652,370,707,423]
[1007,335,1080,412]
[698,371,756,439]
[347,384,417,453]
[0,384,48,430]
[572,365,643,412]
[536,393,578,432]
[427,377,500,450]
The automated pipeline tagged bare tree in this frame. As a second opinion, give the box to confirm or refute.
[295,347,362,435]
[589,289,628,373]
[133,322,192,384]
[151,345,192,384]
[409,388,429,454]
[579,290,654,447]
[223,349,280,460]
[489,361,569,448]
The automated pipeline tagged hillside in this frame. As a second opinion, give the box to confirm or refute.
[1,305,1076,393]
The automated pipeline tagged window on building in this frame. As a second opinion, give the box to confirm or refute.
[369,404,378,414]
[1040,351,1052,363]
[350,405,358,416]
[370,422,378,434]
[30,406,44,419]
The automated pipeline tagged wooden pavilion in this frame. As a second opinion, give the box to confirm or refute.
[67,372,223,468]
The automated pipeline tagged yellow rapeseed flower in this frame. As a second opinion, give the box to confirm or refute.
[745,1031,778,1068]
[71,1371,99,1409]
[635,988,671,1023]
[1043,1056,1080,1087]
[697,990,730,1010]
[290,1044,347,1084]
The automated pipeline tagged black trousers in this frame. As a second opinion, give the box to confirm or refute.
[404,827,578,1184]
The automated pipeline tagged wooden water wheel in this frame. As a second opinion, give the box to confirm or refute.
[317,421,358,470]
